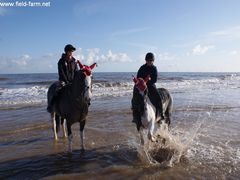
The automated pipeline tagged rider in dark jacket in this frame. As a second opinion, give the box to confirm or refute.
[132,52,164,124]
[47,44,78,112]
[58,44,78,84]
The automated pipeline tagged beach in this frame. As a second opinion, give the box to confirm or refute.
[0,72,240,179]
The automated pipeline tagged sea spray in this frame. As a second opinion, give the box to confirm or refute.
[129,122,187,167]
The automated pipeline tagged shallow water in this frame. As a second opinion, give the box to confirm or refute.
[0,72,240,179]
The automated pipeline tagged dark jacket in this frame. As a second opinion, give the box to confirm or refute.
[58,54,78,83]
[135,63,163,118]
[137,64,158,87]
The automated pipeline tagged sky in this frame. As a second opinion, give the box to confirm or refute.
[0,0,240,73]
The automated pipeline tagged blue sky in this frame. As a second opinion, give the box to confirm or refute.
[0,0,240,73]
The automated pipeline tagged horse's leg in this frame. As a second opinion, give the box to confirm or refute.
[148,119,156,142]
[165,97,173,127]
[80,120,86,151]
[51,112,58,140]
[66,121,73,152]
[139,129,144,145]
[55,114,60,133]
[61,118,67,138]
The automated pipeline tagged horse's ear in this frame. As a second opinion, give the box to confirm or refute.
[144,75,151,82]
[132,75,138,84]
[90,63,97,70]
[77,60,84,69]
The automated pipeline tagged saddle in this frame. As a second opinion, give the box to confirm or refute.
[47,81,68,112]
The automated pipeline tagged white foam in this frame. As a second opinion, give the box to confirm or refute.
[0,86,48,106]
[129,123,186,167]
[1,74,239,107]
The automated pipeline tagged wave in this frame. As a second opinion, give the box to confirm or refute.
[93,81,132,88]
[0,77,9,81]
[17,80,54,86]
[0,86,48,107]
[0,75,239,107]
[220,73,240,81]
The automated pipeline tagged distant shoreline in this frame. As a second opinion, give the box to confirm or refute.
[0,71,239,75]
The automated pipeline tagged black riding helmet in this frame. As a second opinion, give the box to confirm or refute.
[145,52,155,61]
[64,44,76,53]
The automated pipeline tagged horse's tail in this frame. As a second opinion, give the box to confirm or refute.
[165,92,173,126]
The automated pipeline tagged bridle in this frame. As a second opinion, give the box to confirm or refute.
[133,75,151,116]
[76,60,97,103]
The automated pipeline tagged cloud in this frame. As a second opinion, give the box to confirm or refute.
[230,50,238,56]
[0,48,133,73]
[75,48,132,65]
[210,26,240,39]
[6,54,31,67]
[0,53,59,73]
[104,50,132,63]
[14,54,31,66]
[156,52,176,61]
[192,44,215,55]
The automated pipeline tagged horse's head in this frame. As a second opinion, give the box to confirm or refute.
[132,75,150,96]
[132,75,151,128]
[76,61,97,103]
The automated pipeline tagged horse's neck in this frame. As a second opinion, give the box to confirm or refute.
[71,78,84,98]
[141,94,156,127]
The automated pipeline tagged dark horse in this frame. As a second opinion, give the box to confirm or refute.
[47,62,96,152]
[132,75,173,142]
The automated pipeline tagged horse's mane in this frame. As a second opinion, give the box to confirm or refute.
[133,87,146,115]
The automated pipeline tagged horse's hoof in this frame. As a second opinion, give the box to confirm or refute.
[63,134,68,138]
[147,133,151,140]
[151,136,157,142]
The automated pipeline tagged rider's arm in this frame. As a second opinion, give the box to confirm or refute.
[149,66,158,85]
[58,60,68,83]
[137,65,144,78]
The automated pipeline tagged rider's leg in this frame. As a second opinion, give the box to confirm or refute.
[148,85,164,120]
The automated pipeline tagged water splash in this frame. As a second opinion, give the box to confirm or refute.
[130,122,187,167]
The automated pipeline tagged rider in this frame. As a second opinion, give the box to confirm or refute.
[58,44,78,84]
[132,52,164,123]
[47,44,78,112]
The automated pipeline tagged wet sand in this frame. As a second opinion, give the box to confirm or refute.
[0,96,240,179]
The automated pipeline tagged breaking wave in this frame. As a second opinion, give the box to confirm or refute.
[0,73,239,107]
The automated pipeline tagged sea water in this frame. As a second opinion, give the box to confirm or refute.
[0,72,239,179]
